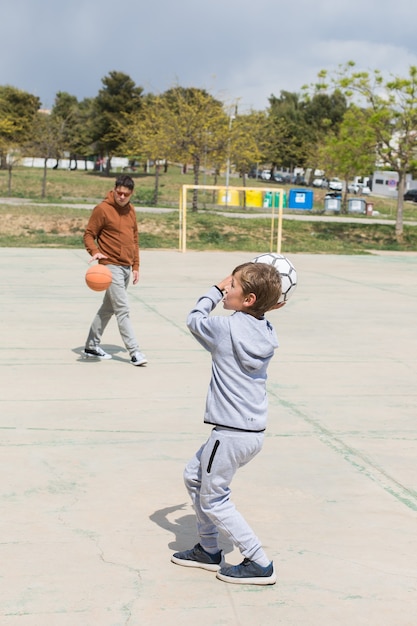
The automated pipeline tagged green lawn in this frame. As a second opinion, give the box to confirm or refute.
[1,166,416,253]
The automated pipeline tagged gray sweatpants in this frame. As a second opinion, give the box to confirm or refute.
[184,426,268,564]
[85,264,139,356]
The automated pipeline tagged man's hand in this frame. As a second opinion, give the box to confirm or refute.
[89,252,108,263]
[132,270,139,285]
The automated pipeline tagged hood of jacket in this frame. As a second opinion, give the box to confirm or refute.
[228,311,279,374]
[102,190,132,215]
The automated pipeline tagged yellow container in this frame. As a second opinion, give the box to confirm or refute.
[244,190,263,208]
[217,189,241,206]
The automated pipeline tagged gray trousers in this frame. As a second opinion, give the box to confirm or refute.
[85,264,139,356]
[184,427,268,563]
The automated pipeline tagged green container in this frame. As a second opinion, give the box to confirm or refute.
[263,191,286,208]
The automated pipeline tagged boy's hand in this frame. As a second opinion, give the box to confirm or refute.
[216,275,233,292]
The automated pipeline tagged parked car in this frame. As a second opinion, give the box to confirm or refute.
[328,178,343,192]
[273,172,291,184]
[292,174,306,186]
[348,182,371,195]
[403,188,417,202]
[312,178,327,188]
[260,169,272,180]
[248,167,261,179]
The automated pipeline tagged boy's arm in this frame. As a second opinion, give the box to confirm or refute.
[186,286,225,351]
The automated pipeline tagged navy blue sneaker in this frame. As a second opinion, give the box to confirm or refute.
[171,543,223,572]
[216,558,276,585]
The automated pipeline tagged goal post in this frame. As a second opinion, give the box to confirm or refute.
[179,184,285,253]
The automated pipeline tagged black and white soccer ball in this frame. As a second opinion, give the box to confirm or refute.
[251,252,298,303]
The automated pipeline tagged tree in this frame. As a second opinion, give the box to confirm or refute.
[74,98,98,169]
[27,112,66,198]
[92,71,143,175]
[317,106,377,211]
[231,110,267,183]
[227,110,268,207]
[51,92,82,169]
[50,93,96,170]
[334,62,417,240]
[265,89,347,179]
[161,87,228,210]
[266,91,311,172]
[301,88,347,181]
[0,86,40,191]
[122,94,173,205]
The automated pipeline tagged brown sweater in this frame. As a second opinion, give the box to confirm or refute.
[83,190,140,271]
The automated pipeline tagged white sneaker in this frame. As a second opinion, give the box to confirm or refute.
[82,347,112,360]
[130,351,147,366]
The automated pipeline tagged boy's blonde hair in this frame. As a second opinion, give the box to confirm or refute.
[233,262,282,316]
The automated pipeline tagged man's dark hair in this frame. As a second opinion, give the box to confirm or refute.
[115,174,135,191]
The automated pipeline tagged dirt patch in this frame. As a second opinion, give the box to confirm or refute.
[1,213,87,237]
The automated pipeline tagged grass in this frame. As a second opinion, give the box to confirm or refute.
[0,166,417,253]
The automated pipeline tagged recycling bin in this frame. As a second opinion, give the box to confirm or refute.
[217,189,240,207]
[288,189,314,210]
[348,198,366,214]
[245,190,263,208]
[324,197,341,213]
[263,191,287,208]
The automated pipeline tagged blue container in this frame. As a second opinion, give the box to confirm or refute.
[288,189,314,210]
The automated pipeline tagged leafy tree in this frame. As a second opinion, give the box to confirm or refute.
[265,89,346,179]
[303,88,347,132]
[231,110,267,183]
[51,92,81,168]
[0,86,40,191]
[74,97,98,168]
[51,93,97,170]
[301,88,347,180]
[27,112,66,197]
[317,105,377,211]
[266,91,311,173]
[226,110,268,208]
[122,94,173,204]
[332,62,417,240]
[92,71,143,175]
[0,116,21,193]
[161,87,228,210]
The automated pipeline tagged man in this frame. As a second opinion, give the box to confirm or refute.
[83,174,147,366]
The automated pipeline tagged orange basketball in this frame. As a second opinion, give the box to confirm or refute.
[85,264,112,291]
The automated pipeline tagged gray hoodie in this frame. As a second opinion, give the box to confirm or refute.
[187,286,279,432]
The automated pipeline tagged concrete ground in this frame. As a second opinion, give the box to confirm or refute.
[0,248,416,626]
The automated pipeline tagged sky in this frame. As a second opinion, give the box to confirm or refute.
[1,0,417,113]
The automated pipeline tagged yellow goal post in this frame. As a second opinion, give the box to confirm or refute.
[179,184,285,253]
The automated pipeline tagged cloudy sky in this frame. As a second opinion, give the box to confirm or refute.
[2,0,416,112]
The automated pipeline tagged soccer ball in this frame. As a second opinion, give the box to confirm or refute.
[251,252,298,303]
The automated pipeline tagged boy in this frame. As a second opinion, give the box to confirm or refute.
[171,261,284,585]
